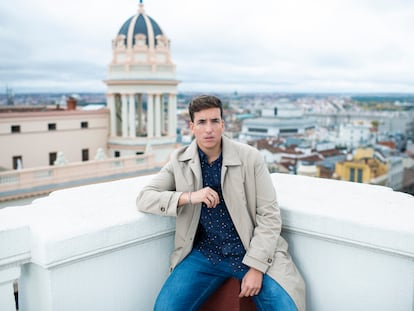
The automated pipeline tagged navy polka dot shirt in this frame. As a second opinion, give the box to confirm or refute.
[194,148,248,273]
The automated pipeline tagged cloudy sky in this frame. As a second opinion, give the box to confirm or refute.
[0,0,413,94]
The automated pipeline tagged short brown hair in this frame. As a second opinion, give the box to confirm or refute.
[188,95,223,122]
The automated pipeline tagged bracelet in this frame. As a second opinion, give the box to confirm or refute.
[188,192,192,205]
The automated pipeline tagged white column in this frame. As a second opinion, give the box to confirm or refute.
[154,94,161,137]
[107,94,116,137]
[0,267,20,311]
[0,226,29,311]
[137,94,143,135]
[121,94,128,138]
[147,94,154,138]
[129,94,136,137]
[160,94,165,134]
[168,94,177,136]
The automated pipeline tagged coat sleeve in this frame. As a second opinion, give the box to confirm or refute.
[242,151,282,274]
[136,161,183,217]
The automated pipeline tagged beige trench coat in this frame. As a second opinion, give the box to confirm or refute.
[136,136,306,311]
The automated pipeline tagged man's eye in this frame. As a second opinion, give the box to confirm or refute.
[198,120,206,124]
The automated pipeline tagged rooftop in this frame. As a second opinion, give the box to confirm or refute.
[0,174,413,311]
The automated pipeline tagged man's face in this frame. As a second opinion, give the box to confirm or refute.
[190,108,224,154]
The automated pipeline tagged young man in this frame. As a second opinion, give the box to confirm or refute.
[136,95,305,311]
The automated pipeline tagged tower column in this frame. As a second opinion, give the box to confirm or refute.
[160,94,165,134]
[137,93,143,135]
[107,93,117,137]
[168,93,177,136]
[121,94,128,138]
[147,93,154,138]
[129,93,136,137]
[154,94,161,137]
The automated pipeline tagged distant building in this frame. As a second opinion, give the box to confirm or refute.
[0,3,180,200]
[296,161,318,177]
[0,2,179,170]
[104,1,179,161]
[387,156,404,190]
[336,121,372,150]
[335,148,388,185]
[0,99,108,170]
[239,99,316,142]
[315,154,348,179]
[6,86,14,106]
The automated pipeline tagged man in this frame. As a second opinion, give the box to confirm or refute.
[136,95,305,311]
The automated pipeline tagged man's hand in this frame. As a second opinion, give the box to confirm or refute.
[239,267,263,297]
[192,187,220,208]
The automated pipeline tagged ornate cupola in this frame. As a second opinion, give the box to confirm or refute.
[109,0,175,80]
[104,0,179,162]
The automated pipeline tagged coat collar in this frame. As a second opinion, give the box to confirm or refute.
[222,136,242,167]
[177,136,241,167]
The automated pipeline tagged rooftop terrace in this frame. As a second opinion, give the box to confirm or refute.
[0,173,413,311]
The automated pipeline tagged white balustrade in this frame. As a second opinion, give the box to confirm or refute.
[0,154,159,202]
[0,174,412,311]
[0,218,30,311]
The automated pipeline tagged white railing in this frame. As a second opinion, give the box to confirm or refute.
[0,154,161,202]
[0,174,413,311]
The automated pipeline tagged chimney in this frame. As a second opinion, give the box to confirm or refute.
[66,96,77,110]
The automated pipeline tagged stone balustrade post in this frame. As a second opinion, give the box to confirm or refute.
[0,225,30,311]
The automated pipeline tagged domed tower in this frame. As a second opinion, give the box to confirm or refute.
[105,0,179,160]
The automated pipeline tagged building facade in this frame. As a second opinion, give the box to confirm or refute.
[240,99,316,142]
[0,2,179,171]
[105,1,179,161]
[0,104,108,170]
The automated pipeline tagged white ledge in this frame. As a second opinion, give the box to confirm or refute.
[273,174,413,257]
[1,175,175,268]
[1,173,413,311]
[1,173,412,268]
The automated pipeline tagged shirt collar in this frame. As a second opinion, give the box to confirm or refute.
[197,147,222,166]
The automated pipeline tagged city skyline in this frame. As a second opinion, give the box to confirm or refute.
[1,0,413,94]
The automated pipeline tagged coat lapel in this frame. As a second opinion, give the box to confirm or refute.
[221,136,242,185]
[178,140,202,191]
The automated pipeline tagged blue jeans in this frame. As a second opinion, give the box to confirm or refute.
[155,249,297,311]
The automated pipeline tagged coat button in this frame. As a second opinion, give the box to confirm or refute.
[267,258,273,264]
[161,207,166,212]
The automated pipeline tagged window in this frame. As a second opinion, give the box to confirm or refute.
[357,169,363,183]
[248,128,268,133]
[48,123,56,131]
[12,156,23,170]
[349,168,355,181]
[114,151,120,158]
[274,108,278,116]
[81,121,88,129]
[280,129,298,134]
[82,149,89,161]
[49,152,57,166]
[11,125,20,133]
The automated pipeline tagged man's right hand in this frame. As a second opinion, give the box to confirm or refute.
[191,187,220,208]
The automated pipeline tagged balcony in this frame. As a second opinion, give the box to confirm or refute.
[0,174,413,311]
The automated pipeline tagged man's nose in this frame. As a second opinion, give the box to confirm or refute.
[205,122,213,131]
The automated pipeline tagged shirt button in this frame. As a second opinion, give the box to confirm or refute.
[161,207,166,212]
[267,258,273,264]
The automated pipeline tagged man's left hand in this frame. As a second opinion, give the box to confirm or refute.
[239,267,263,297]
